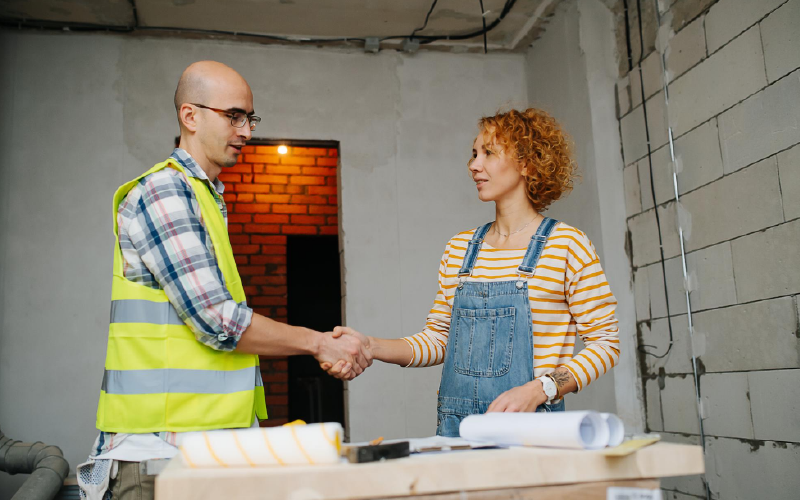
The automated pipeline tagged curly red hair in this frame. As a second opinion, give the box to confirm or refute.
[473,108,577,212]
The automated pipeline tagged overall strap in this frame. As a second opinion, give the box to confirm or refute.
[458,223,494,278]
[517,217,559,277]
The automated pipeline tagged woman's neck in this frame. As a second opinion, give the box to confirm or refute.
[493,197,538,236]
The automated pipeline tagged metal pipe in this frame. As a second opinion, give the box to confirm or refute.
[0,426,71,500]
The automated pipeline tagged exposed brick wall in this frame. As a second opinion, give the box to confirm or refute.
[220,144,338,427]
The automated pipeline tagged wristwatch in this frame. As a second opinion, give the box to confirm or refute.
[537,374,558,403]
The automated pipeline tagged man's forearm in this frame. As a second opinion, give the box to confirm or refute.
[235,313,320,357]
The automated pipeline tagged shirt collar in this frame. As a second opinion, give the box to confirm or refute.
[169,148,226,195]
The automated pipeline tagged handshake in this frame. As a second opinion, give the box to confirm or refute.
[313,326,373,381]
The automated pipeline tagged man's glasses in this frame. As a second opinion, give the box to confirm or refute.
[191,103,261,131]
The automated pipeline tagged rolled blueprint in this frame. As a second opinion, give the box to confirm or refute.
[179,422,342,467]
[601,412,625,447]
[459,411,610,450]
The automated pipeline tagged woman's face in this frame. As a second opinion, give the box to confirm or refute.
[469,131,527,203]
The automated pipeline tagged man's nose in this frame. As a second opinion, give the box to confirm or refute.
[239,124,252,141]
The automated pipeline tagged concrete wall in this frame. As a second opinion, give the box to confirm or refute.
[618,0,800,498]
[0,3,641,494]
[525,0,643,428]
[0,30,525,494]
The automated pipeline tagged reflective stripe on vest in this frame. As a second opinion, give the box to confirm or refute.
[96,158,267,434]
[102,366,262,395]
[110,299,184,325]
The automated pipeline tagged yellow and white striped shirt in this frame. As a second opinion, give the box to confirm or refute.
[402,222,620,390]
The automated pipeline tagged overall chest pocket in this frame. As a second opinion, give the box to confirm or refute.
[451,307,516,377]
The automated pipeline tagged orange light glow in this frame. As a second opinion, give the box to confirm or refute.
[278,145,288,155]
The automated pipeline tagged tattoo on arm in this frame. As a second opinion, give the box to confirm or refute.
[552,368,572,392]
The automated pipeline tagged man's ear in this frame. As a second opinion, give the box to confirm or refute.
[179,104,198,133]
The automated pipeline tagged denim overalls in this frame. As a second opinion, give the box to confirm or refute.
[436,217,566,437]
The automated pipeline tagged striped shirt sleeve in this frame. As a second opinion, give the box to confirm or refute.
[561,230,620,391]
[402,241,454,367]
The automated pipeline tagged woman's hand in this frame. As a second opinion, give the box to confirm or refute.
[487,380,548,412]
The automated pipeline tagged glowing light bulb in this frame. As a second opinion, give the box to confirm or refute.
[278,145,288,155]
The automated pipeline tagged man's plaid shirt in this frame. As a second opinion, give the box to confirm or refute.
[92,148,253,457]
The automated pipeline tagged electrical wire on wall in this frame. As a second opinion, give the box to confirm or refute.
[623,0,710,498]
[625,3,675,361]
[388,0,516,47]
[1,0,517,53]
[409,0,440,40]
[479,0,489,54]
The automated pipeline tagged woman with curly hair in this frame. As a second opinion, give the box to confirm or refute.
[333,109,621,437]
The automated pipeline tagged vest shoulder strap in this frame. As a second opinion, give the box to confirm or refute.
[112,159,185,236]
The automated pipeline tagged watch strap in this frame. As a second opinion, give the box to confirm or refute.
[543,373,561,400]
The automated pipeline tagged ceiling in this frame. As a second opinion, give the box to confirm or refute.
[0,0,564,52]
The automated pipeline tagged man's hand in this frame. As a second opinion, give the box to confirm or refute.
[314,328,372,381]
[323,326,373,380]
[486,380,548,412]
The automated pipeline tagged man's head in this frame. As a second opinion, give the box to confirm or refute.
[174,61,257,176]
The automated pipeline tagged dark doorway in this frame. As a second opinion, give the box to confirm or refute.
[286,235,345,426]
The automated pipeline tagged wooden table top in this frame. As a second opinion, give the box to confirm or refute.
[156,442,704,500]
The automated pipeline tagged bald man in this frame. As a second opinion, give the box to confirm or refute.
[77,62,370,500]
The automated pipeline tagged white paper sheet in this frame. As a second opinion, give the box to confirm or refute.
[601,412,625,447]
[459,411,610,450]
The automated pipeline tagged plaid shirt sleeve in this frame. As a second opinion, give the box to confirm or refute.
[117,168,253,351]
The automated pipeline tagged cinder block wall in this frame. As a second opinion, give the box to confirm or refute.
[220,144,339,426]
[616,0,800,499]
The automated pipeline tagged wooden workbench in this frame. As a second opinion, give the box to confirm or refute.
[155,442,703,499]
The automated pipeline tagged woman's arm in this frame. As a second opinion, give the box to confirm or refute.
[486,365,579,412]
[551,366,579,395]
[562,230,621,391]
[401,242,455,367]
[329,240,455,373]
[370,337,414,366]
[488,230,609,412]
[330,329,414,366]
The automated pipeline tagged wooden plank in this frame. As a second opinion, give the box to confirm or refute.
[156,442,703,500]
[373,479,661,500]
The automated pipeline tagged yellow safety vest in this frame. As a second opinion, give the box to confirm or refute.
[96,158,268,433]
